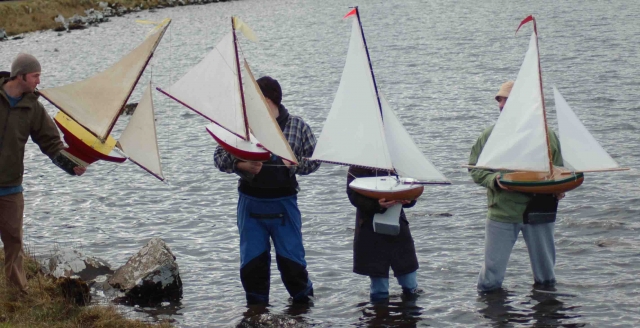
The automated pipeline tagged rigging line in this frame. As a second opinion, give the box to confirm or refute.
[169,22,173,84]
[212,33,238,75]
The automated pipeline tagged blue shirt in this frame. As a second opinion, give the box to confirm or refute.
[0,185,23,196]
[6,93,22,108]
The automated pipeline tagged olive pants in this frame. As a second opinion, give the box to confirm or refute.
[0,193,27,291]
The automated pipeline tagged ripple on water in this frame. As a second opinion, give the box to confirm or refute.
[2,0,640,326]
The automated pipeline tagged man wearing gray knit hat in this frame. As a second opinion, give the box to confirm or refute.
[10,53,42,79]
[1,53,86,295]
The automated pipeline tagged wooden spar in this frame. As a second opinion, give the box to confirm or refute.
[232,16,251,141]
[104,20,171,142]
[532,16,554,174]
[354,7,384,121]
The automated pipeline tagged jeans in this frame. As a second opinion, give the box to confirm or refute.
[370,271,418,302]
[477,219,556,292]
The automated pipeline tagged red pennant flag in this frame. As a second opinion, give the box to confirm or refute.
[343,8,357,19]
[516,15,535,35]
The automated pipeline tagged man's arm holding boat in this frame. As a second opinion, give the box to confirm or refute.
[213,146,257,179]
[31,99,86,176]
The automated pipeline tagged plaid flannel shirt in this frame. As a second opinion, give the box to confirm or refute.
[214,114,320,176]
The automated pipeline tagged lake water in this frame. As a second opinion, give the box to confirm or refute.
[1,0,639,326]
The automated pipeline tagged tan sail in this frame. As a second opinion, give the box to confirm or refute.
[118,82,164,181]
[40,19,171,141]
[242,61,298,164]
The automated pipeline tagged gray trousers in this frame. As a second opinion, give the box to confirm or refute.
[477,219,556,292]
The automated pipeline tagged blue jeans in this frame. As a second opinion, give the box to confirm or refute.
[370,271,418,302]
[477,219,556,292]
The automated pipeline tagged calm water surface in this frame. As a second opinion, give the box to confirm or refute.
[1,0,639,326]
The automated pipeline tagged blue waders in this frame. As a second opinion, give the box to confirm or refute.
[237,192,313,304]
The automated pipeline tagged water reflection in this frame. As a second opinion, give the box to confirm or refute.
[354,294,424,327]
[477,287,584,327]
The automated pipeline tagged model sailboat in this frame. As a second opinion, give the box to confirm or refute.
[39,19,170,180]
[157,17,298,165]
[468,15,627,193]
[311,7,450,200]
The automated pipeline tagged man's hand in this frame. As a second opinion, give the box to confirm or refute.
[378,198,398,209]
[73,166,86,176]
[237,161,263,175]
[495,174,507,190]
[398,200,412,205]
[555,192,565,200]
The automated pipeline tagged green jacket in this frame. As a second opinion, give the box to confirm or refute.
[0,77,64,187]
[468,125,563,223]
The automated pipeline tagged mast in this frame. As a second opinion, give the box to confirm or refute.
[531,16,553,174]
[103,20,171,142]
[232,16,251,141]
[354,7,384,120]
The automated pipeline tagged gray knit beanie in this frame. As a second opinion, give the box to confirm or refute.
[10,53,41,78]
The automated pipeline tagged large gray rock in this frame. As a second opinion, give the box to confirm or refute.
[108,238,182,306]
[39,248,113,282]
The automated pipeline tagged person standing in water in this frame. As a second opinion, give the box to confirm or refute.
[346,166,421,303]
[214,76,320,305]
[468,81,564,292]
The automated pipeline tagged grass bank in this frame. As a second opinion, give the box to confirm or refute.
[0,0,181,36]
[0,250,172,328]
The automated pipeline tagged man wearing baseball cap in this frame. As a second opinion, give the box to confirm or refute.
[1,53,86,294]
[467,81,564,292]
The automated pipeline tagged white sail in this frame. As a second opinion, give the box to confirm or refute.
[310,18,393,170]
[40,21,170,140]
[379,93,449,182]
[476,32,550,172]
[118,83,164,180]
[161,31,246,138]
[554,87,620,172]
[241,61,298,164]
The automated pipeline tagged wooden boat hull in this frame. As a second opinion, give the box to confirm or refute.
[54,112,126,164]
[499,167,584,194]
[349,176,424,200]
[206,123,270,162]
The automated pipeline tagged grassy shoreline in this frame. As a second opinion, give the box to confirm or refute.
[0,251,172,327]
[0,0,217,36]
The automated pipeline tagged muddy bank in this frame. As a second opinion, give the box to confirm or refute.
[0,0,232,38]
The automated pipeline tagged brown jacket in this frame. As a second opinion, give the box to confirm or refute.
[0,77,64,187]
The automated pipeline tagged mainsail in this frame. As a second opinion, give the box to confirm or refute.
[158,31,246,139]
[311,10,448,183]
[40,19,171,141]
[159,16,297,163]
[118,83,164,181]
[311,18,392,171]
[475,32,550,172]
[554,87,621,172]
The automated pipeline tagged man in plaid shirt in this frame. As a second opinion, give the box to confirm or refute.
[214,76,320,305]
